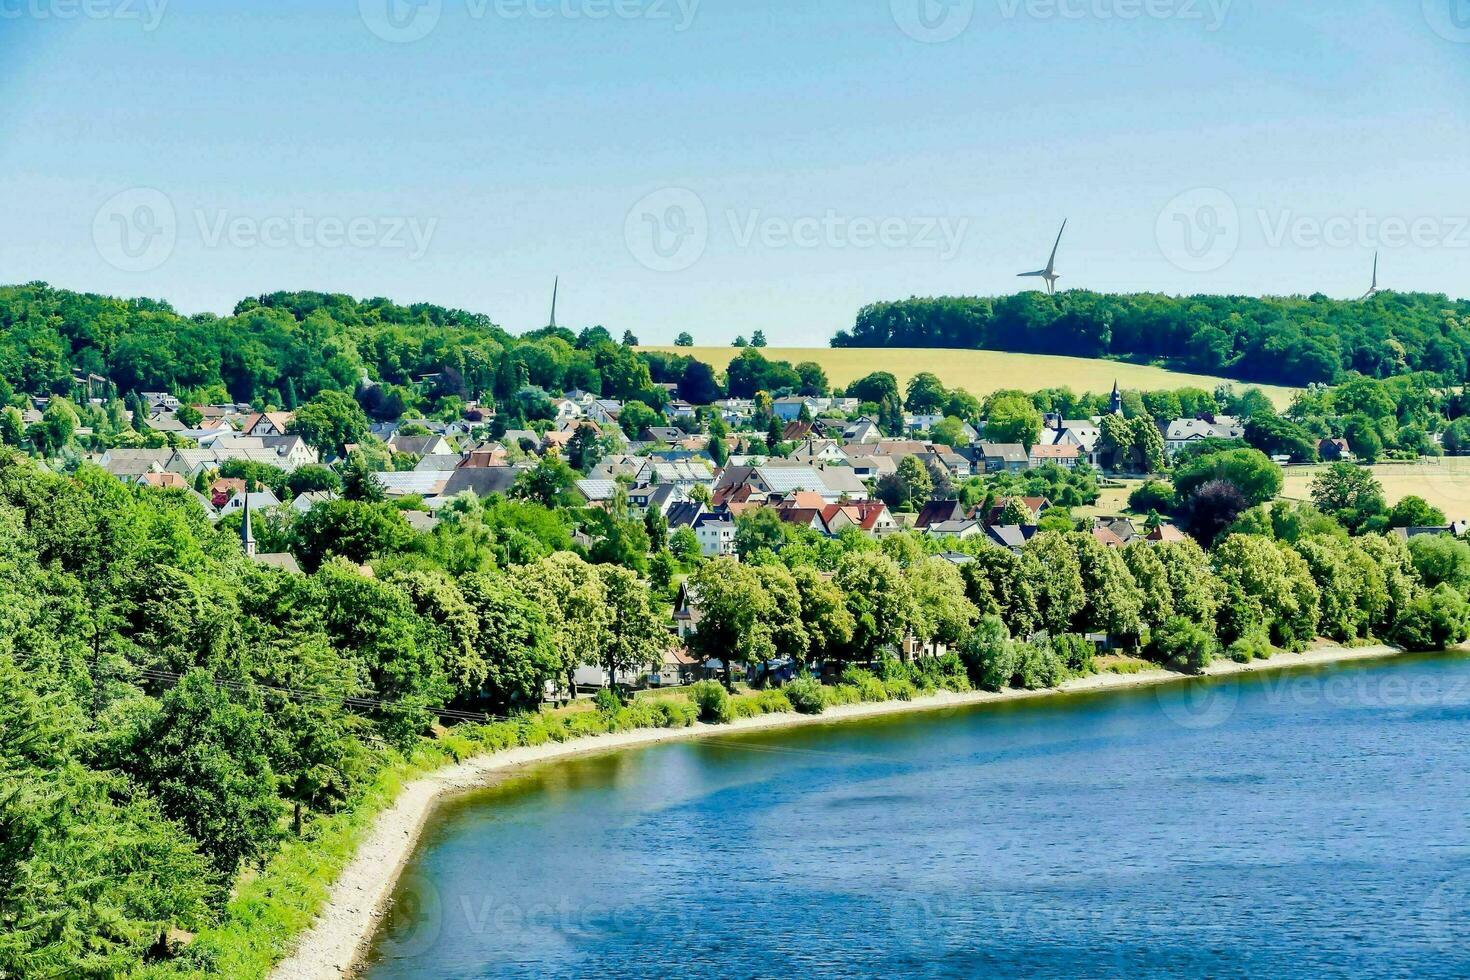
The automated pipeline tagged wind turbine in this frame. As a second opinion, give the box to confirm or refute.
[548,276,560,328]
[1019,220,1067,296]
[1359,252,1383,301]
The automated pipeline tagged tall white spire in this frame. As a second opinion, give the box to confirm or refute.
[241,484,257,558]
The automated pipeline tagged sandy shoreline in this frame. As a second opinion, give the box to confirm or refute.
[270,643,1401,980]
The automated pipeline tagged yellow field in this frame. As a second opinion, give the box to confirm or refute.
[1280,458,1470,522]
[644,347,1298,409]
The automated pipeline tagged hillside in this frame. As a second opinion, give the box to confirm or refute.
[641,346,1300,410]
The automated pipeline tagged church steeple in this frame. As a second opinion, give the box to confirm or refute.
[1110,380,1123,416]
[548,276,559,329]
[241,482,257,558]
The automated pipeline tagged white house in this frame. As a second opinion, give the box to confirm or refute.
[695,517,736,557]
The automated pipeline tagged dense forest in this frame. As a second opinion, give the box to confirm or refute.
[0,283,669,417]
[834,292,1470,386]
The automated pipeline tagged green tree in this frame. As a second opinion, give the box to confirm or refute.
[791,565,854,668]
[517,553,609,695]
[1386,495,1445,529]
[996,497,1033,526]
[1151,616,1216,672]
[906,557,978,654]
[1023,531,1085,636]
[904,372,948,414]
[566,423,602,473]
[896,454,933,509]
[1174,448,1283,506]
[959,543,1039,637]
[512,456,579,508]
[0,407,22,447]
[1407,534,1470,589]
[119,672,280,874]
[1309,462,1386,534]
[687,558,776,688]
[596,565,667,688]
[1343,414,1383,463]
[734,507,787,559]
[291,499,413,572]
[288,390,368,458]
[1392,585,1470,652]
[1071,532,1145,644]
[460,570,556,710]
[1097,414,1134,471]
[985,395,1043,449]
[835,551,912,662]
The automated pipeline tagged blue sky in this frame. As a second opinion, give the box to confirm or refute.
[1,0,1467,345]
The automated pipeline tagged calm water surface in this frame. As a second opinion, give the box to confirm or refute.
[365,655,1470,979]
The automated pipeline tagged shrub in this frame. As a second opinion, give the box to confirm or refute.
[654,700,697,728]
[960,616,1017,691]
[1129,479,1176,513]
[593,687,623,714]
[784,676,827,715]
[1013,642,1066,690]
[840,667,888,703]
[1105,658,1147,675]
[1392,584,1470,652]
[1051,634,1095,675]
[824,684,863,707]
[690,680,731,724]
[563,711,608,739]
[1152,617,1217,673]
[883,677,916,701]
[1227,632,1271,664]
[929,653,973,692]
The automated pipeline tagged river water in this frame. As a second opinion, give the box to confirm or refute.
[364,654,1470,979]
